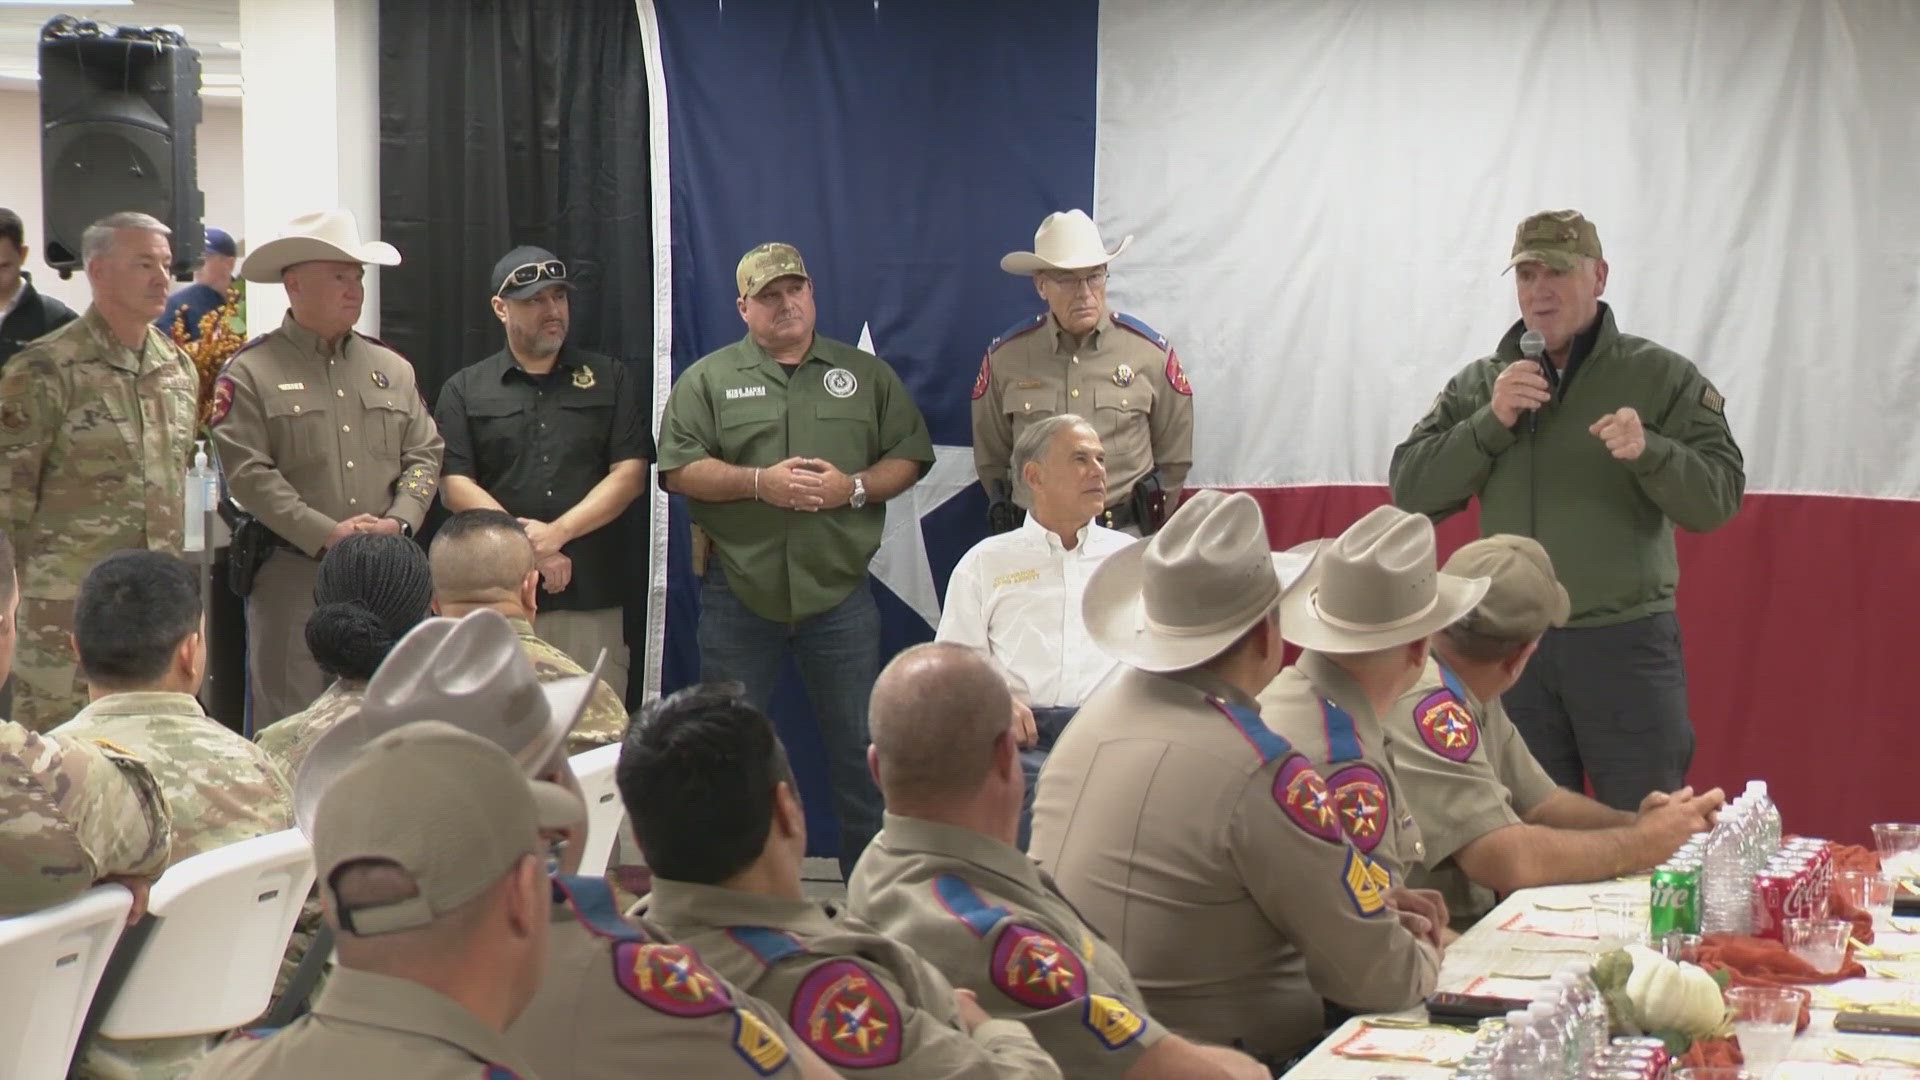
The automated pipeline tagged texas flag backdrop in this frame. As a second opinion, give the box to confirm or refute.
[637,0,1920,853]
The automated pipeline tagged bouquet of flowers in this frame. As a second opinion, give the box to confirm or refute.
[163,287,248,433]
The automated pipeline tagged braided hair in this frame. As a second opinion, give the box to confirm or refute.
[305,532,434,682]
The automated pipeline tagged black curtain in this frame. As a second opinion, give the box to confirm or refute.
[378,0,654,702]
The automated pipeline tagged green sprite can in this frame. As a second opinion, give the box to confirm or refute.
[1649,864,1700,936]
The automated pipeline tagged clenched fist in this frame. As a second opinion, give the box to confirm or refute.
[1490,358,1553,428]
[1590,407,1646,461]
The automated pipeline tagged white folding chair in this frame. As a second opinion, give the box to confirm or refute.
[0,884,135,1080]
[570,742,627,878]
[93,828,314,1041]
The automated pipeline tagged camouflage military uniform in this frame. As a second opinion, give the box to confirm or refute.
[55,690,294,1080]
[0,720,172,916]
[0,307,198,731]
[509,617,627,754]
[256,679,365,778]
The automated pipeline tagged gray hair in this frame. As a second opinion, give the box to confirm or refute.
[1010,413,1091,507]
[81,212,170,266]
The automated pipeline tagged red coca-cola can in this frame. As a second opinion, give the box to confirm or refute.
[1753,870,1795,940]
[1609,1037,1674,1074]
[1798,841,1833,916]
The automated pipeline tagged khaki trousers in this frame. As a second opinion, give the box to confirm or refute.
[247,550,328,731]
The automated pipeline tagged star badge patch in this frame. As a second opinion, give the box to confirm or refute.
[1324,764,1390,854]
[370,370,390,389]
[1273,753,1344,845]
[614,941,732,1018]
[792,959,904,1069]
[1342,846,1394,917]
[208,377,236,427]
[990,925,1086,1009]
[1084,994,1146,1050]
[1165,349,1192,395]
[971,354,991,400]
[1414,688,1480,763]
[573,366,597,389]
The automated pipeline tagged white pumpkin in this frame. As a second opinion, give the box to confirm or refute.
[1623,948,1726,1037]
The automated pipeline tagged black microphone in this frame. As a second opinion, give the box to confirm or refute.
[1519,329,1548,433]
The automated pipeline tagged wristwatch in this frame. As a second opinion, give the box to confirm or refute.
[849,475,868,510]
[387,517,413,538]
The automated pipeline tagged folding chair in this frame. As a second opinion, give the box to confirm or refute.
[570,742,627,878]
[0,884,135,1079]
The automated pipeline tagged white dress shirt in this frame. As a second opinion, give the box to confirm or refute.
[937,514,1133,708]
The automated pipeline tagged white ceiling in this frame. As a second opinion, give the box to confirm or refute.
[0,1,241,104]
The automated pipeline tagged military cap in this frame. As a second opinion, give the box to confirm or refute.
[1442,535,1571,643]
[1505,209,1602,272]
[735,242,810,298]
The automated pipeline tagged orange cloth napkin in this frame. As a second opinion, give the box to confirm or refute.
[1678,1036,1743,1069]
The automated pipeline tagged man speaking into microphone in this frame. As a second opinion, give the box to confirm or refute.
[1387,210,1744,810]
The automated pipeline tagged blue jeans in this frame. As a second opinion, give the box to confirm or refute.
[698,565,884,877]
[1018,706,1079,852]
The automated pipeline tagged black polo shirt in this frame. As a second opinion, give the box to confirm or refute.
[435,345,653,611]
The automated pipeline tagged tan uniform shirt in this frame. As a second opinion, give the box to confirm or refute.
[508,617,626,754]
[1031,665,1437,1062]
[210,313,442,555]
[507,875,804,1078]
[1384,657,1563,922]
[1255,651,1428,881]
[970,311,1194,504]
[188,967,542,1079]
[848,813,1166,1078]
[641,878,1061,1078]
[0,720,171,916]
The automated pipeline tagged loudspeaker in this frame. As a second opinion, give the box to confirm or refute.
[38,21,204,279]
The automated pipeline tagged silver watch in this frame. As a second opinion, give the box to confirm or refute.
[849,475,868,509]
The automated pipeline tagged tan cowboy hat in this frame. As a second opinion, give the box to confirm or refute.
[1279,506,1490,654]
[292,608,604,834]
[999,209,1133,275]
[240,208,402,283]
[1082,490,1314,672]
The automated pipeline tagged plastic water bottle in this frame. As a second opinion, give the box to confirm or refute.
[184,441,216,552]
[1701,803,1752,934]
[1491,1011,1540,1080]
[1527,1001,1569,1079]
[1550,970,1595,1067]
[1747,779,1783,853]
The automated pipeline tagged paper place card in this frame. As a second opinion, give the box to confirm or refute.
[1497,907,1599,939]
[1329,1022,1474,1067]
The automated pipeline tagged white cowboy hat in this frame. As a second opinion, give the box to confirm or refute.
[291,608,604,834]
[1278,506,1491,654]
[240,208,401,283]
[1082,490,1313,673]
[1000,209,1133,275]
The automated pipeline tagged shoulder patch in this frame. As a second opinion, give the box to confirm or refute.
[614,940,734,1017]
[553,874,646,943]
[728,925,808,967]
[1342,847,1394,917]
[732,1007,793,1076]
[933,874,1011,939]
[791,958,905,1069]
[971,353,991,400]
[991,924,1087,1009]
[209,376,236,426]
[1206,697,1294,764]
[988,312,1047,353]
[1165,349,1193,395]
[1701,384,1725,415]
[1084,994,1146,1050]
[1414,686,1480,763]
[1324,763,1391,853]
[1273,753,1344,844]
[1110,312,1168,351]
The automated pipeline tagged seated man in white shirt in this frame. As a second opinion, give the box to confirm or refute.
[939,413,1130,847]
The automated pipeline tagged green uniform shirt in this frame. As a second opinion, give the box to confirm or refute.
[658,333,934,622]
[1388,305,1744,626]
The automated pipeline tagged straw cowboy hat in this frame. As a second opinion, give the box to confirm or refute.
[1082,490,1313,672]
[240,208,401,283]
[292,608,603,833]
[999,209,1133,275]
[1279,506,1490,654]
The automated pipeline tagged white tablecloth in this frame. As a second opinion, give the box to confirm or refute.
[1285,877,1920,1078]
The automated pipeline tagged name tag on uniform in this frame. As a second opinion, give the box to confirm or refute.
[725,386,768,400]
[277,382,306,391]
[1015,380,1044,390]
[992,568,1041,589]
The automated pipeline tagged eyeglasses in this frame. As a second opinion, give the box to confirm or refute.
[497,259,568,296]
[1041,269,1108,294]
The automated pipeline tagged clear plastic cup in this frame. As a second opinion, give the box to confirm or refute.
[1726,986,1803,1076]
[1871,823,1920,882]
[1782,916,1851,973]
[1837,869,1896,927]
[1673,1069,1760,1080]
[1591,893,1642,950]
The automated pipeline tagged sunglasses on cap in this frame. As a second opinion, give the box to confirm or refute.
[497,259,568,296]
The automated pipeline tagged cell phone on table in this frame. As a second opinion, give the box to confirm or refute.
[1424,991,1530,1027]
[1835,1010,1920,1037]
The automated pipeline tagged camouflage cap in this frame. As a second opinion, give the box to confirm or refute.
[1442,535,1571,643]
[1506,209,1603,273]
[311,720,582,937]
[735,242,810,298]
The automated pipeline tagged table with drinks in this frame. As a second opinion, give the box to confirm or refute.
[1289,808,1920,1079]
